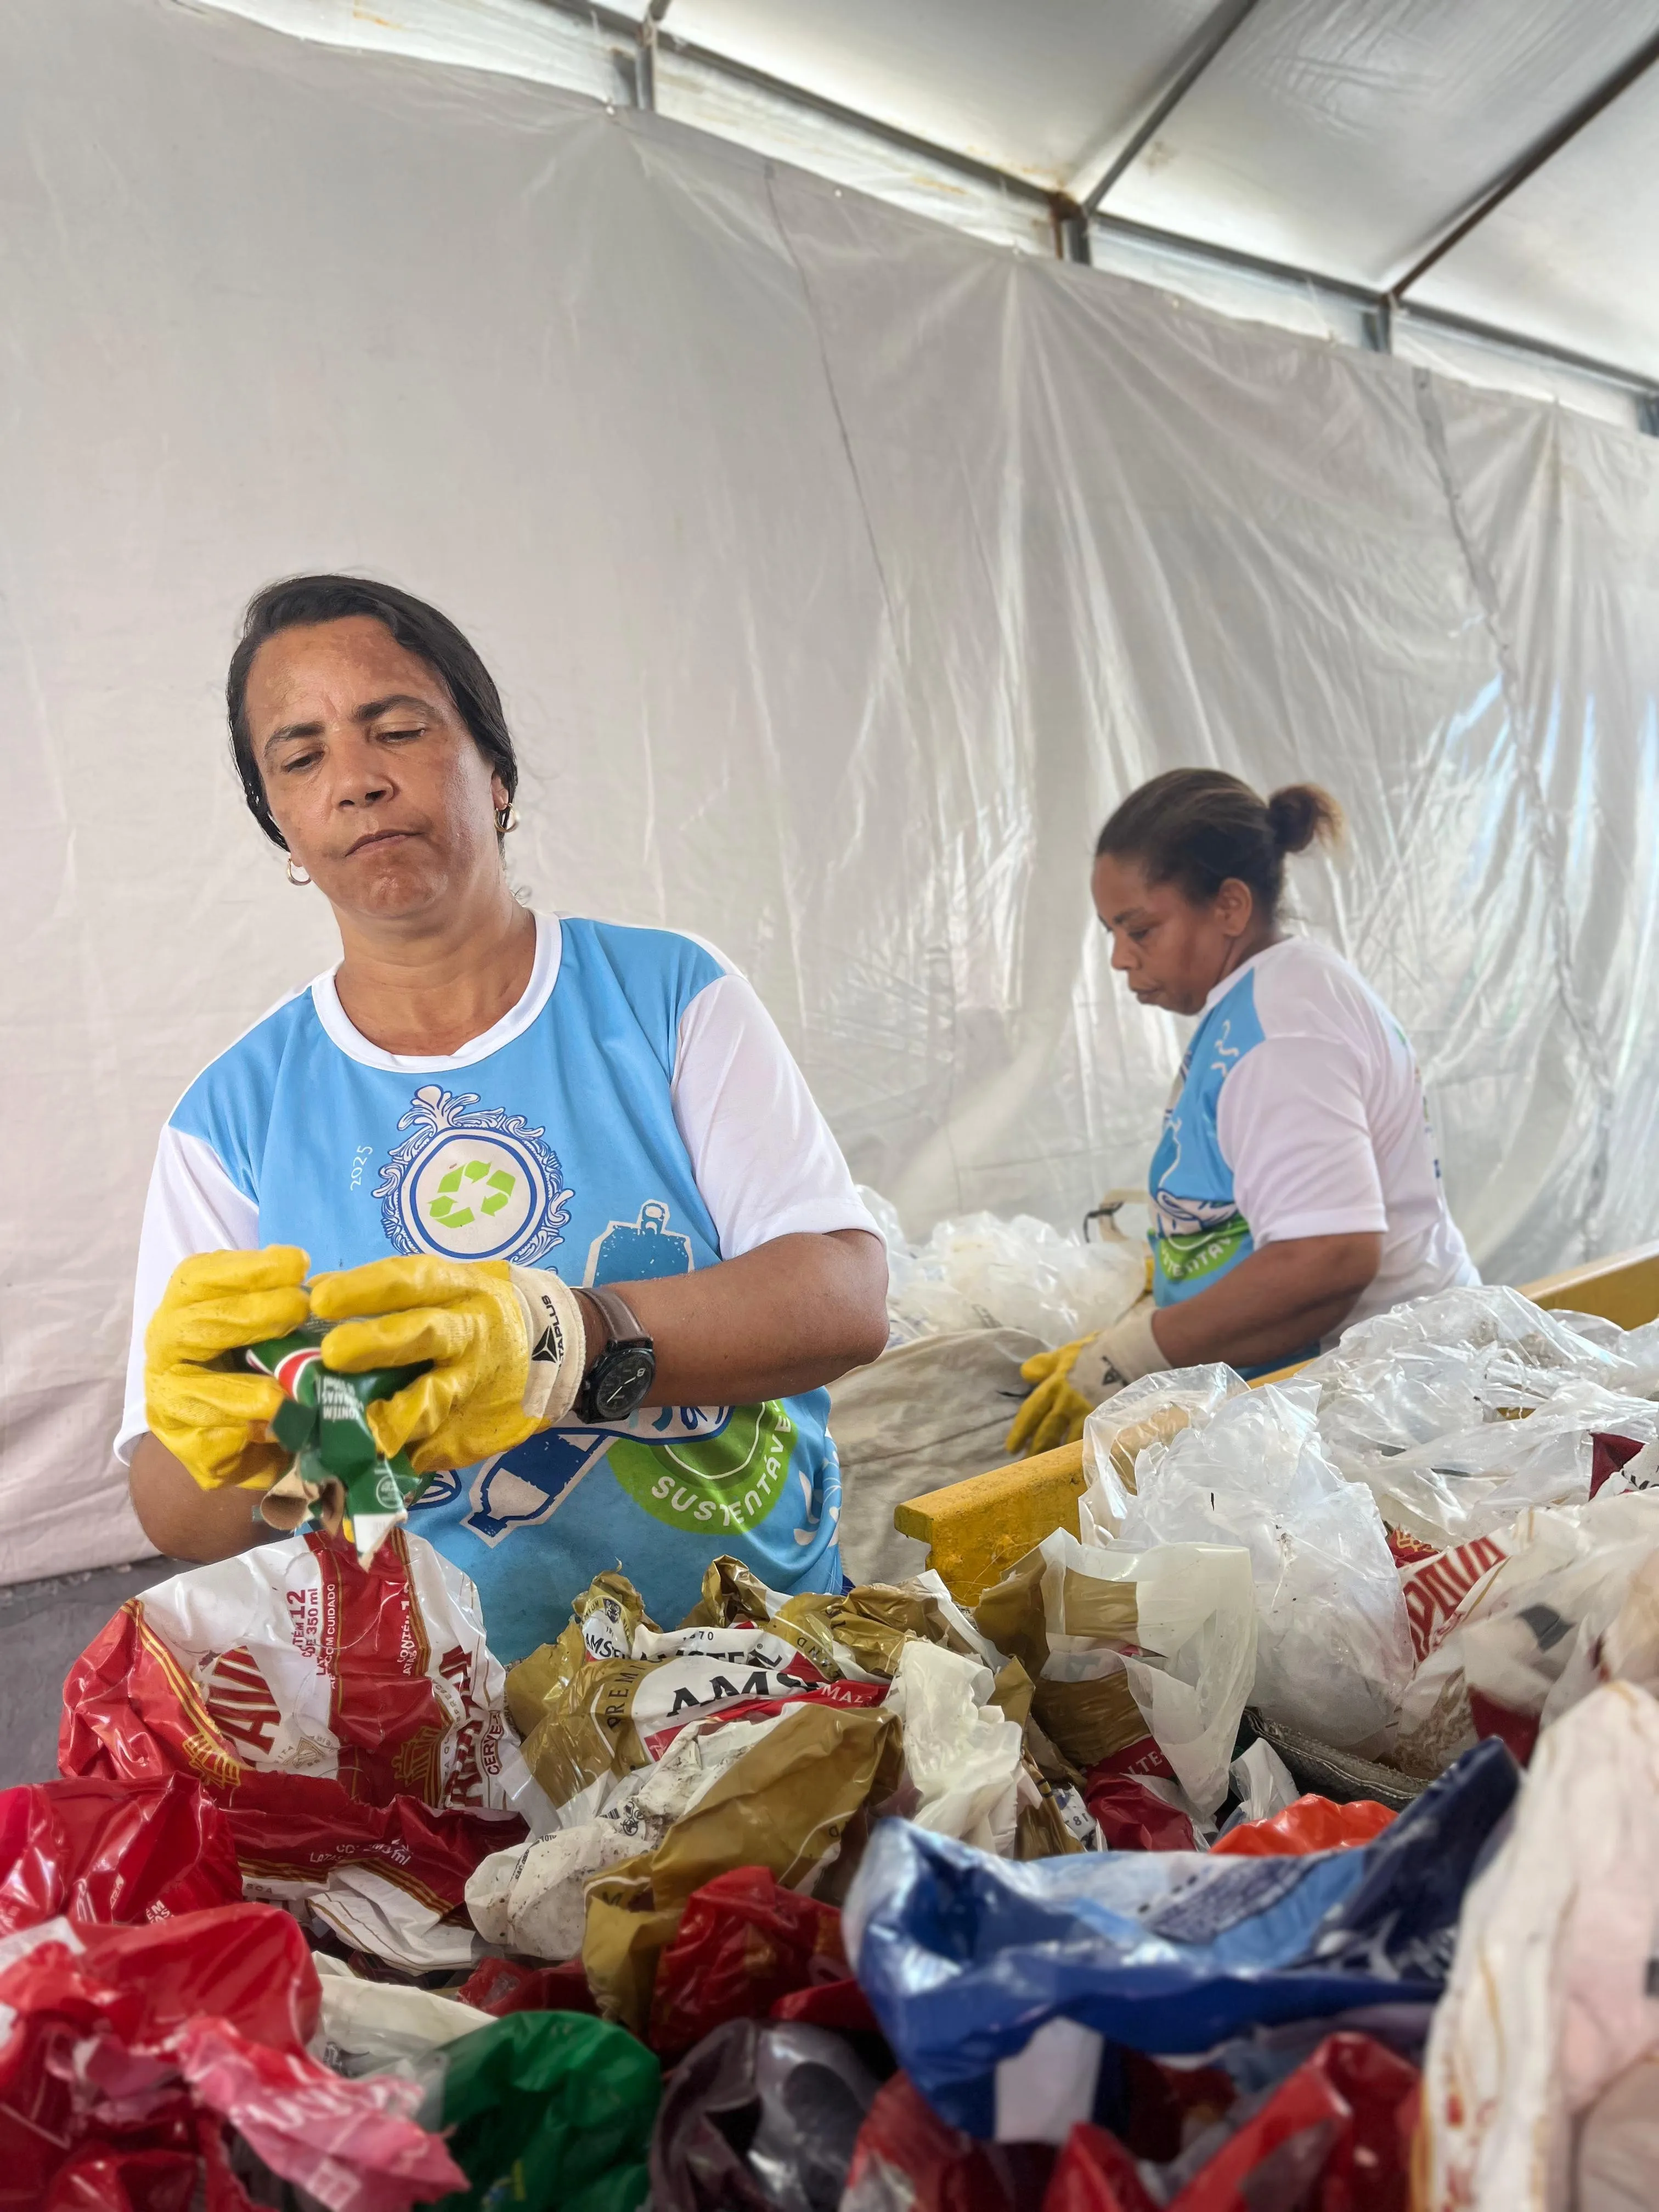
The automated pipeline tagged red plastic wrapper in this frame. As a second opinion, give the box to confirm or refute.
[60,1532,527,1946]
[1165,2033,1418,2212]
[842,2073,1054,2212]
[457,1953,599,2018]
[1590,1431,1647,1499]
[0,1901,464,2211]
[648,1865,850,2057]
[1210,1796,1395,1858]
[1083,1774,1197,1854]
[770,1976,883,2035]
[1042,2124,1159,2212]
[1115,2052,1236,2163]
[0,1775,241,1934]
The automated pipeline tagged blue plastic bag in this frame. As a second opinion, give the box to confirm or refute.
[845,1739,1515,2135]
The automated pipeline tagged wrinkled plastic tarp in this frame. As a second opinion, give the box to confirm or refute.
[5,0,1659,1588]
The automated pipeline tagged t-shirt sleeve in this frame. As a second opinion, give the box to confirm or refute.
[670,968,879,1258]
[115,1124,261,1465]
[1216,1034,1387,1248]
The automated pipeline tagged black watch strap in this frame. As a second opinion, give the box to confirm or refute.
[574,1285,656,1425]
[581,1283,647,1350]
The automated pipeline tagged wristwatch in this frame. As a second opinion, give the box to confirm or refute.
[574,1284,657,1425]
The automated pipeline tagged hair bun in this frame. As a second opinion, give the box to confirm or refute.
[1266,783,1343,855]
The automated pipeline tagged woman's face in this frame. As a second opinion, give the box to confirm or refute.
[1091,851,1257,1017]
[245,616,506,926]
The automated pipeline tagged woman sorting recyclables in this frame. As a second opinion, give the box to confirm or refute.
[1009,769,1478,1456]
[120,576,889,1661]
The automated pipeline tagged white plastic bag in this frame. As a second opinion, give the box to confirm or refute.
[1317,1284,1641,1383]
[1396,1490,1659,1778]
[1355,1382,1659,1552]
[466,1710,792,1957]
[861,1189,1143,1351]
[1116,1384,1413,1748]
[884,1641,1023,1854]
[312,1958,492,2078]
[1079,1365,1245,1541]
[1418,1681,1659,2211]
[1032,1527,1257,1816]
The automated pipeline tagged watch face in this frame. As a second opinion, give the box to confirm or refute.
[593,1345,656,1423]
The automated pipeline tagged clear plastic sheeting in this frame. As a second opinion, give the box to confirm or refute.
[864,1190,1143,1350]
[5,0,1659,1582]
[1113,1384,1414,1749]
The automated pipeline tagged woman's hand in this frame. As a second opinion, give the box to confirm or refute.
[309,1254,586,1473]
[144,1246,311,1491]
[313,1231,890,1455]
[1005,1232,1383,1457]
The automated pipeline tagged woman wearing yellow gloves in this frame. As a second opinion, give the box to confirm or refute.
[1008,769,1476,1457]
[123,577,888,1661]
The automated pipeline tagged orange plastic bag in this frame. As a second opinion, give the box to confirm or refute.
[1210,1795,1394,1857]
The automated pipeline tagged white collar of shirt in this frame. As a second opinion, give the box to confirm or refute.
[309,911,562,1073]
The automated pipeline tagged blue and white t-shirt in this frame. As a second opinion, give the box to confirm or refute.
[119,915,878,1662]
[1148,936,1476,1361]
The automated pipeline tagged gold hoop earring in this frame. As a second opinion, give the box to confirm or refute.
[286,857,311,887]
[495,803,520,834]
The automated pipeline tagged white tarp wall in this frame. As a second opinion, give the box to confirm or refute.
[4,0,1659,1582]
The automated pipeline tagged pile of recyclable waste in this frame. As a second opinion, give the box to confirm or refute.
[9,1282,1659,2208]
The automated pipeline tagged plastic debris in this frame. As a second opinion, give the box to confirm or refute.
[863,1191,1144,1353]
[649,2016,878,2212]
[648,1866,849,2058]
[975,1528,1256,1817]
[1396,1488,1659,1776]
[244,1317,433,1567]
[1419,1680,1659,2211]
[417,2008,659,2212]
[1113,1383,1413,1750]
[845,1739,1516,2137]
[0,1774,241,1934]
[1210,1795,1395,1858]
[59,1530,535,1971]
[0,1902,463,2210]
[841,2070,1056,2212]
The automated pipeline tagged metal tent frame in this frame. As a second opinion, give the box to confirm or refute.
[543,0,1659,426]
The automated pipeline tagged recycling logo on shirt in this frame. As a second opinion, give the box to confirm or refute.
[606,1400,797,1537]
[375,1084,573,1265]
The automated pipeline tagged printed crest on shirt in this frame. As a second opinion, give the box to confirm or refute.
[375,1082,573,1263]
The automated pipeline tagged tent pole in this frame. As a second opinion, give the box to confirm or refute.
[1078,0,1265,217]
[1389,29,1659,301]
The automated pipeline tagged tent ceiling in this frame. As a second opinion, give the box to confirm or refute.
[647,0,1659,383]
[663,0,1222,190]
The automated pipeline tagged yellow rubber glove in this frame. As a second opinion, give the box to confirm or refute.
[309,1255,585,1475]
[1004,1338,1091,1459]
[1005,1304,1169,1459]
[145,1246,311,1491]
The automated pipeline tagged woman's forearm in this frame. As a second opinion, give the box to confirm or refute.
[1149,1231,1383,1372]
[129,1229,888,1553]
[607,1228,889,1406]
[129,1432,267,1562]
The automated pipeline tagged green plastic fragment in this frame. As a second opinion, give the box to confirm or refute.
[432,2011,660,2212]
[242,1318,432,1555]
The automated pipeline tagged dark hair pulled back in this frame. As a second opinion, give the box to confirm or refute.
[1094,768,1342,923]
[226,574,518,850]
